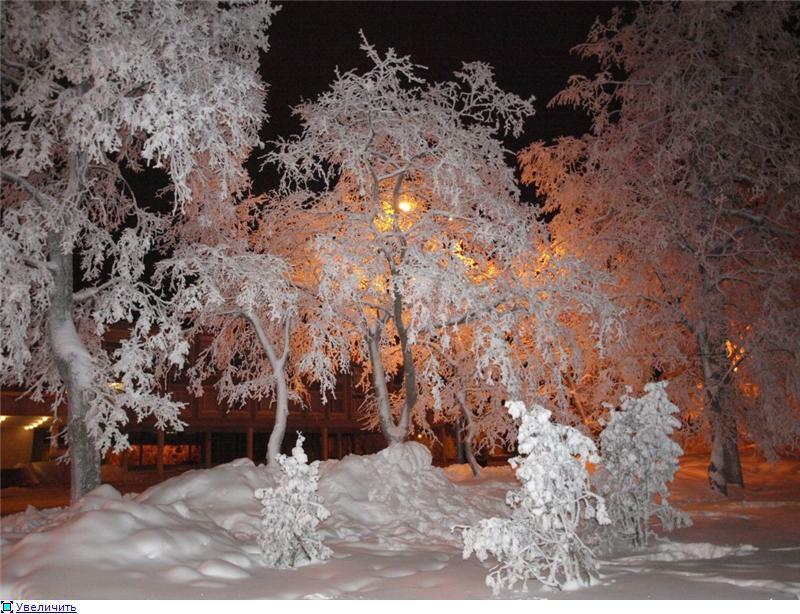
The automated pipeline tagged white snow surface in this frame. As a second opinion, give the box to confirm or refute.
[2,443,799,599]
[318,443,507,547]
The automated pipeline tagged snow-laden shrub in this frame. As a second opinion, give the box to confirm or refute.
[459,401,610,593]
[255,433,332,568]
[596,381,691,547]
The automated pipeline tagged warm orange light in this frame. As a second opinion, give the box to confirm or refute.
[373,199,416,232]
[24,416,50,431]
[724,339,759,397]
[741,382,760,398]
[451,241,499,283]
[725,340,745,372]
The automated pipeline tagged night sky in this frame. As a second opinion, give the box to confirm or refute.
[253,1,624,193]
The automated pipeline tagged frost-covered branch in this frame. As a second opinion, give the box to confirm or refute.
[520,2,800,493]
[1,0,278,501]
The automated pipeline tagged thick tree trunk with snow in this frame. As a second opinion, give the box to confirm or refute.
[366,329,405,445]
[456,391,483,478]
[708,399,744,495]
[698,324,744,495]
[245,313,293,467]
[391,284,415,443]
[266,371,289,464]
[47,232,101,503]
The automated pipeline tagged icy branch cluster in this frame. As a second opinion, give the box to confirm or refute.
[595,382,691,547]
[461,383,691,592]
[255,433,332,568]
[460,401,610,593]
[1,1,278,496]
[520,2,800,492]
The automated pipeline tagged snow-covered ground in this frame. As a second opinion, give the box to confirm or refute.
[1,442,798,599]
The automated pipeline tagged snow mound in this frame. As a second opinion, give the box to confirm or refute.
[3,451,800,599]
[443,464,514,482]
[319,442,507,547]
[135,458,272,538]
[1,505,67,538]
[1,484,132,540]
[1,480,263,595]
[618,540,757,563]
[1,443,509,596]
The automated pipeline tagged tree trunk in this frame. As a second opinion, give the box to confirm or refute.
[708,398,744,495]
[456,390,482,478]
[697,321,744,495]
[48,232,101,503]
[245,313,291,466]
[391,287,415,442]
[456,417,466,464]
[367,329,405,444]
[266,370,289,464]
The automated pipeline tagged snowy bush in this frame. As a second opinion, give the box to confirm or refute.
[255,433,332,568]
[596,381,691,547]
[459,401,610,593]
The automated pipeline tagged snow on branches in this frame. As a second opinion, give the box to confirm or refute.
[256,433,332,568]
[460,401,610,593]
[267,35,618,446]
[519,2,800,493]
[596,382,691,547]
[0,0,277,501]
[159,222,348,464]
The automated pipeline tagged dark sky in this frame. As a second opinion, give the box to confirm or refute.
[254,1,624,192]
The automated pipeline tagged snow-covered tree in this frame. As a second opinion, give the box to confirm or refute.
[520,2,800,494]
[160,194,348,464]
[417,320,560,478]
[0,0,278,501]
[268,36,618,447]
[459,401,610,593]
[255,432,332,568]
[406,334,510,477]
[596,382,690,547]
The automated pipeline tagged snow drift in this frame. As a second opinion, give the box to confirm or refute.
[3,446,799,600]
[0,442,508,596]
[319,442,507,547]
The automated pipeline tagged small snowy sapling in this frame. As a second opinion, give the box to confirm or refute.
[255,433,332,568]
[459,401,610,593]
[596,381,691,546]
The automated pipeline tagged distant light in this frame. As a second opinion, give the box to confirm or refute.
[398,200,413,213]
[24,416,50,430]
[417,433,423,440]
[0,415,7,424]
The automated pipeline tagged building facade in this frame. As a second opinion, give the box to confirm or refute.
[1,327,460,476]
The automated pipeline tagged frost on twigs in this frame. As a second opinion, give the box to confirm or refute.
[266,35,617,451]
[1,0,277,500]
[596,381,691,547]
[519,2,800,491]
[459,401,610,594]
[255,433,332,568]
